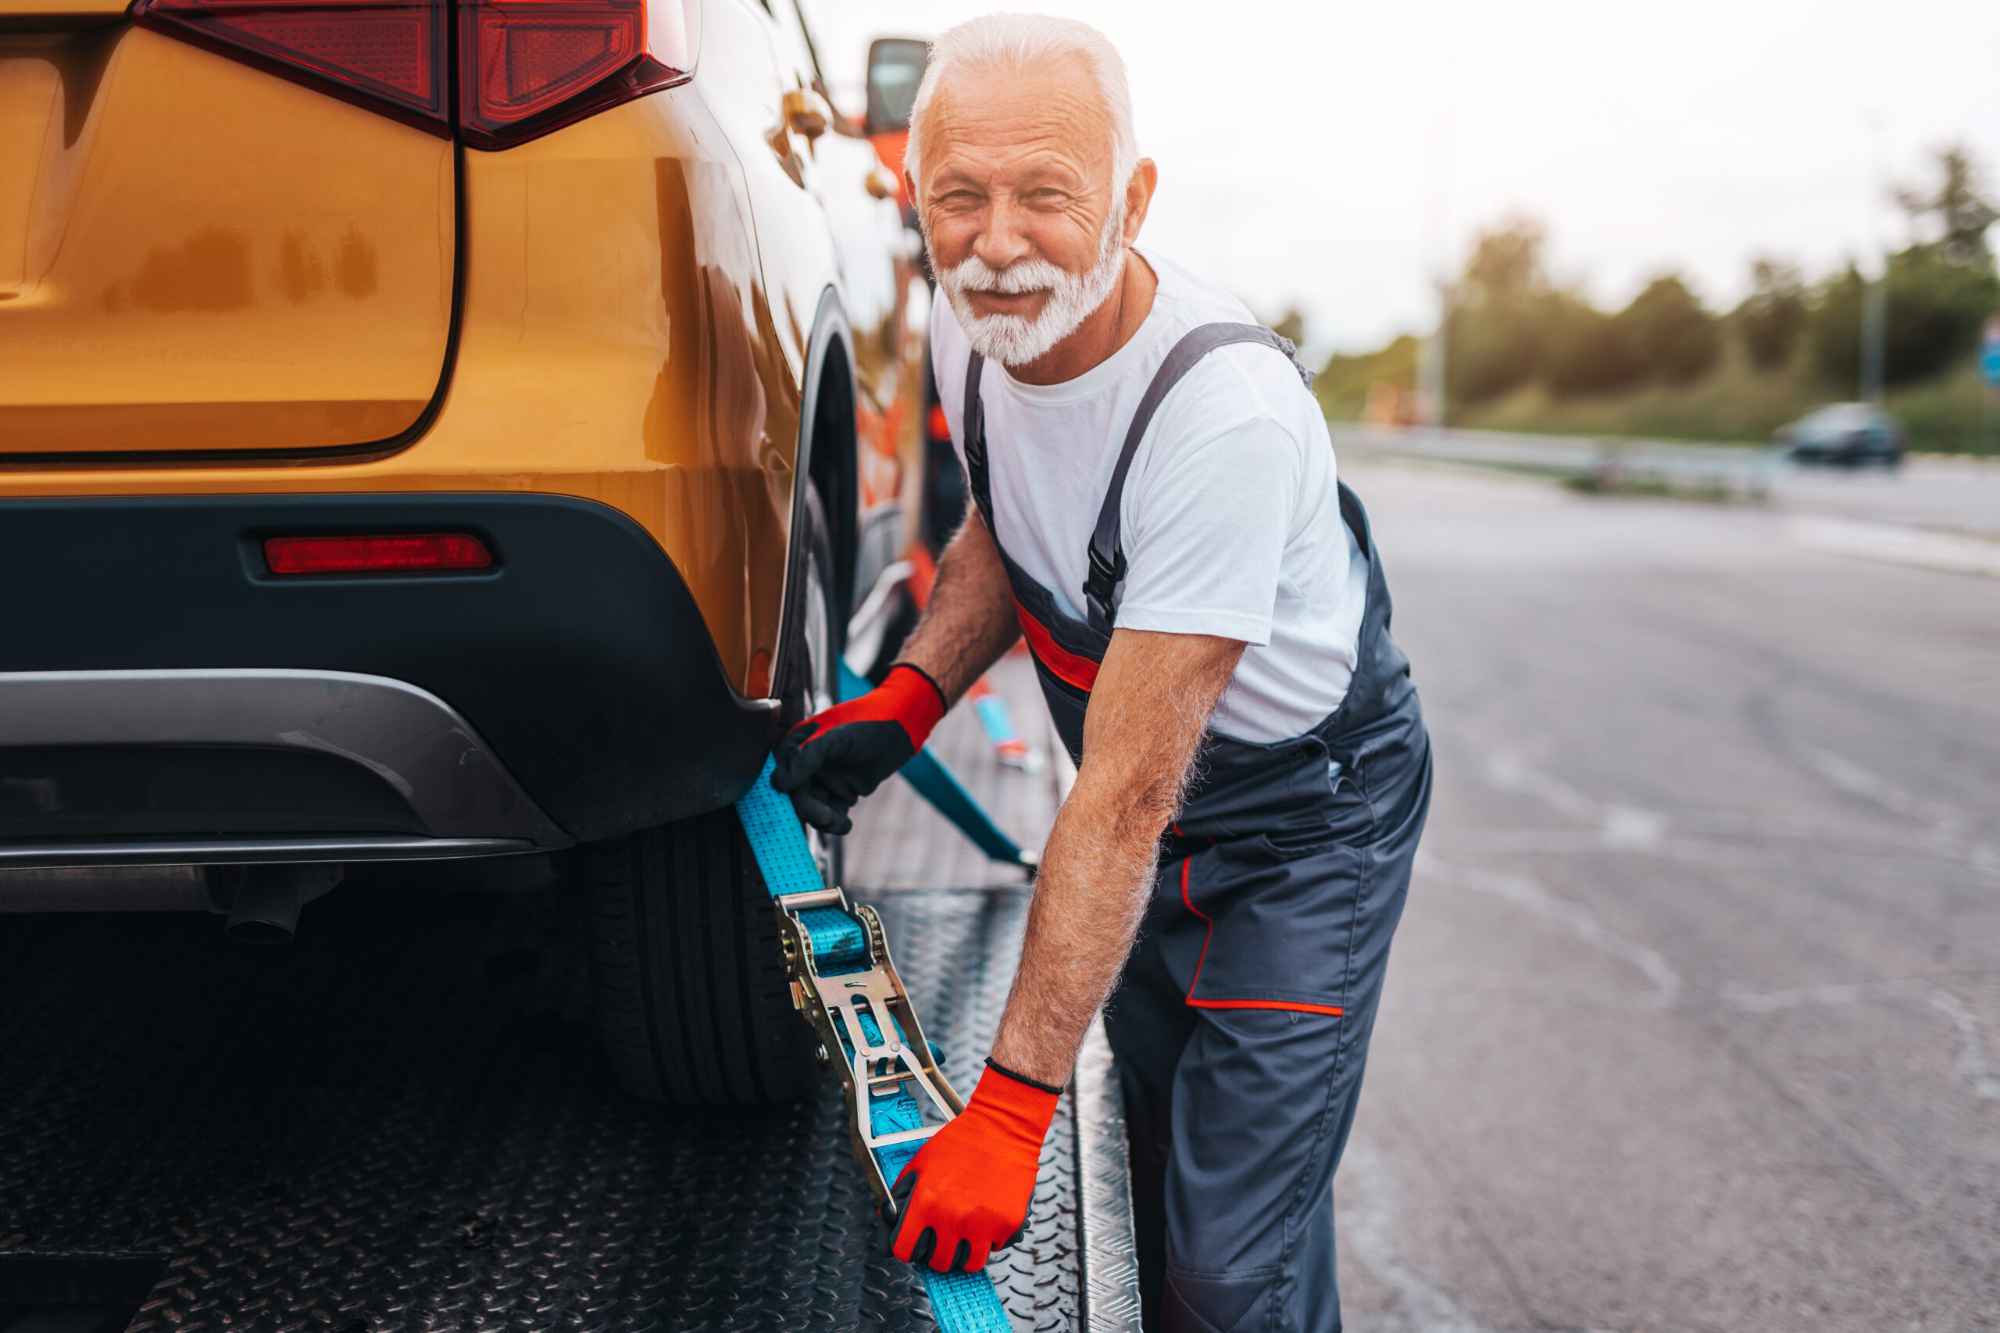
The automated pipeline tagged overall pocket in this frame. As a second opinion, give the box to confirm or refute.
[1178,833,1367,1013]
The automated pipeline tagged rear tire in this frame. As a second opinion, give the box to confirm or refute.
[583,813,815,1104]
[583,488,839,1105]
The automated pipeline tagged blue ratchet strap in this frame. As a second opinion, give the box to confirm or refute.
[836,663,1036,875]
[735,759,1015,1332]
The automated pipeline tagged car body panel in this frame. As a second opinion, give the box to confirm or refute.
[0,27,455,456]
[0,26,927,700]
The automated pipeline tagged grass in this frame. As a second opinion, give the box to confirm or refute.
[1327,340,1999,456]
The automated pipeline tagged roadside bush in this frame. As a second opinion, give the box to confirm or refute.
[1446,297,1545,406]
[1619,274,1722,385]
[1316,334,1418,419]
[1810,247,2000,387]
[1541,293,1644,397]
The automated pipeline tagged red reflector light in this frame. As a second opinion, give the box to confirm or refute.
[134,0,449,128]
[264,533,494,576]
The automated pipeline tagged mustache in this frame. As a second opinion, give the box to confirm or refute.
[940,254,1072,295]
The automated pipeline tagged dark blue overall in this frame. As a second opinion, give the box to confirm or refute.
[961,324,1432,1332]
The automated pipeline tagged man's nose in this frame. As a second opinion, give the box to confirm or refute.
[971,197,1033,271]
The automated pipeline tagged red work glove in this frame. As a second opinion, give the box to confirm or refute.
[889,1060,1061,1273]
[771,663,947,835]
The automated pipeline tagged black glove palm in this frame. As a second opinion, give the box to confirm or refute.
[770,663,947,835]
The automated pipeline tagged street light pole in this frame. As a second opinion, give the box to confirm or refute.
[1861,275,1886,404]
[1861,112,1890,405]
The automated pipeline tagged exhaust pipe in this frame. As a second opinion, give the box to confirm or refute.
[217,864,341,944]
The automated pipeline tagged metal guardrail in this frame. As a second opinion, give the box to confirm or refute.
[1343,425,1785,501]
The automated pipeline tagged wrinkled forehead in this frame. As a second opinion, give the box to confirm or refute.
[921,55,1116,192]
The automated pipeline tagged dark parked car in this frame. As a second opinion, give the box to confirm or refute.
[1776,403,1905,467]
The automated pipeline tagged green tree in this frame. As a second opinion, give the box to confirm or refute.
[1445,215,1550,405]
[1462,215,1549,302]
[1734,257,1808,372]
[1266,306,1309,349]
[1617,273,1721,385]
[1810,247,2000,387]
[1893,144,1998,268]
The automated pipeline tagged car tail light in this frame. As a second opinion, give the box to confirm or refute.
[134,0,694,147]
[264,533,495,575]
[134,0,451,129]
[460,0,690,146]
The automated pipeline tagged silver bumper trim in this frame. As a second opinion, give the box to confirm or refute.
[0,836,537,871]
[0,668,571,857]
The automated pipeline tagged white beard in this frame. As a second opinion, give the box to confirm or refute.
[936,202,1127,368]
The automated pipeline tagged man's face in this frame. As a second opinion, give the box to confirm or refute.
[918,57,1127,366]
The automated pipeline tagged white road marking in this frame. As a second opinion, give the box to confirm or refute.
[1927,989,2000,1102]
[1337,1135,1504,1333]
[1788,515,2000,578]
[1419,854,1684,1008]
[1798,742,1999,880]
[1482,750,1667,852]
[1720,978,2000,1102]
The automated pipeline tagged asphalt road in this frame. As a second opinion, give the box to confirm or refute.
[1332,459,2000,1331]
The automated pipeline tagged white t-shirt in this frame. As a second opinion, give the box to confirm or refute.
[932,252,1366,743]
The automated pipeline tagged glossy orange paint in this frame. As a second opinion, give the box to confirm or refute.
[0,27,453,454]
[0,0,929,697]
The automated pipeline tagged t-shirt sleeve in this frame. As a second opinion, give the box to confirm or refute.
[1112,412,1301,646]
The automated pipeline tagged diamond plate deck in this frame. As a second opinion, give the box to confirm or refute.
[0,658,1139,1333]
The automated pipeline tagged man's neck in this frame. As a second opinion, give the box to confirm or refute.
[1009,251,1158,386]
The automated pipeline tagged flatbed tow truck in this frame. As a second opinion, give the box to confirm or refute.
[0,661,1140,1333]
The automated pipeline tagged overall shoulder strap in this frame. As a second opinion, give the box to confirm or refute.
[1083,323,1311,632]
[960,352,996,530]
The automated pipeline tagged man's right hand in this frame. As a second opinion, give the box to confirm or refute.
[771,663,948,834]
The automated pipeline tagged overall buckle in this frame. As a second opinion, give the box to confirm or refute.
[773,887,965,1213]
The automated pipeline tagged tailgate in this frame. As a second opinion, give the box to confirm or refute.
[0,14,453,459]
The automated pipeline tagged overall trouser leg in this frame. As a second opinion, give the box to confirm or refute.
[1106,704,1431,1332]
[1104,931,1196,1331]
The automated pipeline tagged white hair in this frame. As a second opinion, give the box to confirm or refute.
[904,13,1138,204]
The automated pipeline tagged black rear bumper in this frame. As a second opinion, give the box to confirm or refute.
[2,493,779,844]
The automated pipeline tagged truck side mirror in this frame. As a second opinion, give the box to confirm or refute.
[864,37,928,136]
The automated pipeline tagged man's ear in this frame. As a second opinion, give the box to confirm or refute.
[1123,159,1158,244]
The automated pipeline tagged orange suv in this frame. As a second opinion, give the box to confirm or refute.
[0,0,929,1104]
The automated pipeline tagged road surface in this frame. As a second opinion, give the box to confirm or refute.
[1333,458,1999,1331]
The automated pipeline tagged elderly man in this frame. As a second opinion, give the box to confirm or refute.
[773,15,1431,1330]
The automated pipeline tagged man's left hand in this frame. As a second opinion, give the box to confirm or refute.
[889,1061,1060,1273]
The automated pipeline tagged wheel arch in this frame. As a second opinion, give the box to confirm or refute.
[783,288,858,673]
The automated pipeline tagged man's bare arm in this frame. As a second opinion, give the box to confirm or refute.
[988,628,1245,1086]
[897,510,1021,705]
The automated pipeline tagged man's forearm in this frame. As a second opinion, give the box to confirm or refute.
[987,629,1244,1087]
[986,774,1163,1086]
[898,510,1020,705]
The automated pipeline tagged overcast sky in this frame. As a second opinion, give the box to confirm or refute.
[808,0,2000,357]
